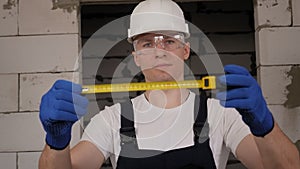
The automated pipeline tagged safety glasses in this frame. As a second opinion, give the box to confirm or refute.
[133,33,186,52]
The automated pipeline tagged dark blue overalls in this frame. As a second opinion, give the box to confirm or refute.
[116,92,217,169]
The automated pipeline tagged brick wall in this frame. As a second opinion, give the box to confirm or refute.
[254,0,300,142]
[0,0,81,168]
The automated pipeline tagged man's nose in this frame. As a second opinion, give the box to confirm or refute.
[154,48,167,58]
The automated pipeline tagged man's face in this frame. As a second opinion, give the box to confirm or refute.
[132,33,190,82]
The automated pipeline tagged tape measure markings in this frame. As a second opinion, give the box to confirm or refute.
[82,76,216,94]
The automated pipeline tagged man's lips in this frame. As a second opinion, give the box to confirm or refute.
[153,63,172,69]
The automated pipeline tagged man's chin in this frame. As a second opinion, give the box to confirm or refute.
[143,69,183,82]
[147,74,178,82]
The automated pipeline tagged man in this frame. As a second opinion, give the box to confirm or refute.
[39,0,300,169]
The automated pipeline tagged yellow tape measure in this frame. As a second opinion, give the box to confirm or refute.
[82,76,216,94]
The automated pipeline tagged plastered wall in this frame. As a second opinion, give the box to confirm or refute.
[0,0,299,169]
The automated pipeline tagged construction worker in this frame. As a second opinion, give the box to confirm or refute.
[39,0,299,169]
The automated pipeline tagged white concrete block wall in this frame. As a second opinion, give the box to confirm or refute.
[20,72,79,111]
[0,34,79,74]
[0,74,18,112]
[254,0,291,28]
[0,111,83,153]
[18,152,41,169]
[0,0,81,168]
[19,0,78,35]
[258,66,292,105]
[0,112,45,151]
[254,0,300,143]
[256,27,300,65]
[0,153,16,169]
[292,0,300,26]
[0,0,18,36]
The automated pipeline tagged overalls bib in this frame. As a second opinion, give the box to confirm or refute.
[116,92,217,169]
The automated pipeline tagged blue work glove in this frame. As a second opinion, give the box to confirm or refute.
[39,80,88,150]
[216,65,274,137]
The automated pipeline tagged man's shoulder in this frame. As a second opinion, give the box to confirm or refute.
[89,102,122,126]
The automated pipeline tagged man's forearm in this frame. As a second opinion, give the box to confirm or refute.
[39,144,72,169]
[254,123,300,169]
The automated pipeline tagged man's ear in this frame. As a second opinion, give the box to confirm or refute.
[183,42,190,60]
[132,51,141,67]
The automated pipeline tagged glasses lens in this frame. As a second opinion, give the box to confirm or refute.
[133,34,184,51]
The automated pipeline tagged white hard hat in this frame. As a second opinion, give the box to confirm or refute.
[128,0,190,43]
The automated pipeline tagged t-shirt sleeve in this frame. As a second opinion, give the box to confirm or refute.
[81,105,118,160]
[223,108,251,157]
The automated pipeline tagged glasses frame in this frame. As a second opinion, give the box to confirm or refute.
[133,33,186,52]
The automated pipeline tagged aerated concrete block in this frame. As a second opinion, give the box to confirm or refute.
[0,112,81,152]
[258,66,292,105]
[20,72,79,111]
[254,0,291,28]
[292,0,300,26]
[19,0,78,35]
[0,74,18,112]
[0,153,16,169]
[0,34,79,74]
[256,27,300,66]
[0,0,18,36]
[0,112,44,151]
[18,152,41,169]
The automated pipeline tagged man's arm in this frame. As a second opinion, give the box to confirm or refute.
[71,141,105,169]
[39,141,105,169]
[39,145,72,169]
[217,65,300,168]
[254,123,300,168]
[236,130,300,169]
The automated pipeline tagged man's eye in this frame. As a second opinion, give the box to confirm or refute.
[142,42,152,48]
[165,40,175,45]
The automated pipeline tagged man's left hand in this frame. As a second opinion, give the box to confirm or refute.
[216,64,274,137]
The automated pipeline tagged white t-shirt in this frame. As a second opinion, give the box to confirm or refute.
[81,91,250,169]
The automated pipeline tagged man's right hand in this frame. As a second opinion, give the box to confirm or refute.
[39,80,89,150]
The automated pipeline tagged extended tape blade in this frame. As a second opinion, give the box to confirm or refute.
[82,76,216,94]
